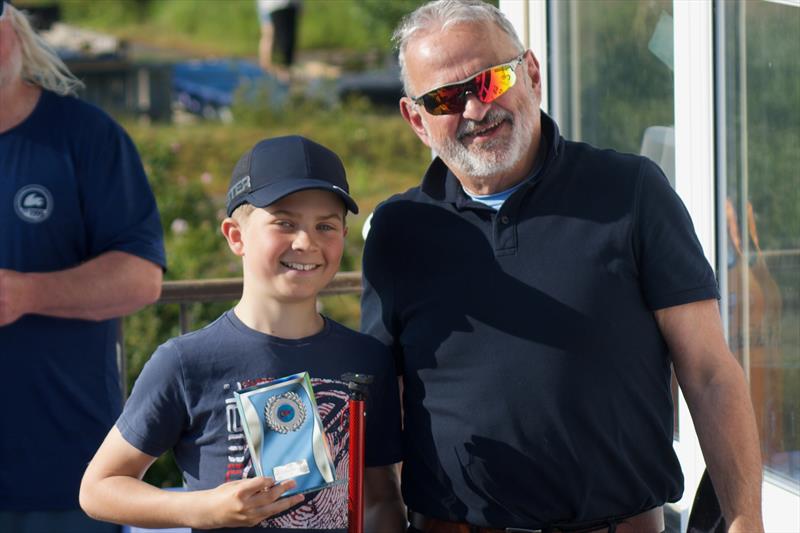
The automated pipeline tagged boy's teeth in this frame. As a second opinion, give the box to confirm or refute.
[283,261,317,271]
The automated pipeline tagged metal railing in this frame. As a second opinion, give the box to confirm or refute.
[159,271,362,333]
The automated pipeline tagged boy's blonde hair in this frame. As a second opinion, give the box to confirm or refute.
[231,203,256,222]
[7,3,85,96]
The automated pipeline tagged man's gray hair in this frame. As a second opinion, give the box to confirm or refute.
[7,3,84,96]
[392,0,525,96]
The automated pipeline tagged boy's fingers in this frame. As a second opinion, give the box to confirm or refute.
[239,476,276,496]
[255,492,305,518]
[266,479,296,499]
[251,479,298,505]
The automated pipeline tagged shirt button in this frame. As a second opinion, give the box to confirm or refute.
[500,215,510,224]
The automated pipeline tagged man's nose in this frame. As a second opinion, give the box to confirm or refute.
[461,93,491,122]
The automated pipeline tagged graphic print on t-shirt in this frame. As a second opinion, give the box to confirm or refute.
[225,377,350,529]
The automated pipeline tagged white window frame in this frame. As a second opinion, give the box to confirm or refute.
[501,1,800,531]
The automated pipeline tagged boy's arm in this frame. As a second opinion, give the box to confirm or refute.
[80,426,304,529]
[364,463,405,533]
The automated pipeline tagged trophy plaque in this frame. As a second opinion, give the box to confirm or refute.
[234,372,337,496]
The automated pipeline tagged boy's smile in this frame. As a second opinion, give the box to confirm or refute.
[281,261,320,271]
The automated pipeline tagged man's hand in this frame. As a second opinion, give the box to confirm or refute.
[0,269,32,326]
[188,477,305,529]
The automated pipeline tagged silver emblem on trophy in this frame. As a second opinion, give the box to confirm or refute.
[264,391,307,433]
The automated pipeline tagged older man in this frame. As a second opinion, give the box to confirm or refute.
[0,2,165,532]
[360,1,763,532]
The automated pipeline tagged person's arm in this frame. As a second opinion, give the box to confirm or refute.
[0,250,162,326]
[655,299,763,533]
[364,463,404,533]
[80,426,304,529]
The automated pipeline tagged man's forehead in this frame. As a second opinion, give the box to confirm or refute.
[405,21,518,93]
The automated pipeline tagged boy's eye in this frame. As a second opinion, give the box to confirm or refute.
[317,223,337,232]
[275,220,295,229]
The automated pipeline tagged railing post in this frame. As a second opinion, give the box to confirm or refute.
[179,303,191,334]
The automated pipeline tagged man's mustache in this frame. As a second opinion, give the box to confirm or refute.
[456,109,514,140]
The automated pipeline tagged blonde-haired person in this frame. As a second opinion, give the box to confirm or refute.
[0,0,82,96]
[0,2,166,532]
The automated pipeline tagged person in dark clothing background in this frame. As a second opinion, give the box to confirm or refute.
[257,0,301,81]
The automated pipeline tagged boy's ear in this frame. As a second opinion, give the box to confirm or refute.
[221,217,245,256]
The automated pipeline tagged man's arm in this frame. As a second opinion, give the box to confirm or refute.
[0,251,162,326]
[655,299,763,533]
[79,426,303,529]
[364,463,405,533]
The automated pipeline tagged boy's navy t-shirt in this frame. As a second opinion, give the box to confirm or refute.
[117,310,402,533]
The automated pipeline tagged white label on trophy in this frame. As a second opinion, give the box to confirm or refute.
[274,459,311,482]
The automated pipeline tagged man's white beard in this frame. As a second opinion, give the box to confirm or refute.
[424,105,535,179]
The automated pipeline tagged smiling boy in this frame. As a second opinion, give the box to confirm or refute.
[80,136,404,533]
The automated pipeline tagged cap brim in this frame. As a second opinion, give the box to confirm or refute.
[242,179,359,215]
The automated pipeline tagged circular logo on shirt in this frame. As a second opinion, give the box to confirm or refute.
[14,185,53,223]
[265,392,307,434]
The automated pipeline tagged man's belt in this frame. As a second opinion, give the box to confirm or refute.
[408,506,665,533]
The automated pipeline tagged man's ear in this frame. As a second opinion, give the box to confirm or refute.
[221,217,245,256]
[400,96,432,148]
[525,50,542,101]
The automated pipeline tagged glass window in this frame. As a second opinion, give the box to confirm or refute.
[549,0,679,436]
[717,0,800,487]
[549,0,674,161]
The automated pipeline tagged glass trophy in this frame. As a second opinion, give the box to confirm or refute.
[234,372,337,496]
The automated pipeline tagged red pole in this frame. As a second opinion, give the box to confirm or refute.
[348,397,366,533]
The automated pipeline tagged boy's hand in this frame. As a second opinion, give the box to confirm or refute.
[190,477,304,529]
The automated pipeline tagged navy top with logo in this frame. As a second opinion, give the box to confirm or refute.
[117,310,402,533]
[361,113,719,528]
[0,90,166,511]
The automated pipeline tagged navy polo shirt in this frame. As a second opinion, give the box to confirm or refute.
[361,113,719,527]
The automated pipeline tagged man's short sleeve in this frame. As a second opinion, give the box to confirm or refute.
[116,341,187,457]
[634,159,719,310]
[77,115,166,269]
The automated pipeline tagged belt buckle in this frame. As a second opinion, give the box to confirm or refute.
[505,529,543,533]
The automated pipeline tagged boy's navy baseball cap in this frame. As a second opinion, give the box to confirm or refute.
[226,135,359,216]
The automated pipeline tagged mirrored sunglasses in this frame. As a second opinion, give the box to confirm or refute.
[411,53,526,116]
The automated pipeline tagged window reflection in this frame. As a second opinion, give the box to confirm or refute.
[719,0,800,486]
[550,0,674,155]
